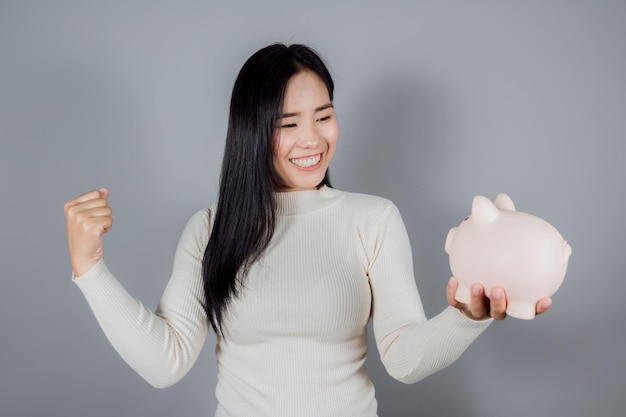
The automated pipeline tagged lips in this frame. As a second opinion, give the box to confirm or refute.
[289,153,322,168]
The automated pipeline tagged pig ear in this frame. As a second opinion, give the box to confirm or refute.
[471,195,499,226]
[563,241,572,263]
[495,193,516,211]
[445,227,457,254]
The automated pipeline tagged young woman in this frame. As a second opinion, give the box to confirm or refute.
[64,44,551,417]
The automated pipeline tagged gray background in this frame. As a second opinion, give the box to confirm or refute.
[1,1,624,416]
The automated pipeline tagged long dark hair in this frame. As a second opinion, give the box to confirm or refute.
[202,44,335,335]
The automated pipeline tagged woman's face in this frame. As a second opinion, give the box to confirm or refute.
[274,71,338,191]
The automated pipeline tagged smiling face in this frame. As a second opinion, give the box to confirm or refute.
[273,71,338,192]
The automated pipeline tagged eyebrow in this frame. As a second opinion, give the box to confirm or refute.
[279,103,334,119]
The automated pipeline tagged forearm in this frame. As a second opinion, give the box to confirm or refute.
[74,260,207,388]
[379,306,491,384]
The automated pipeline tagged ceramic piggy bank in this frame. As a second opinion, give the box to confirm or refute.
[445,194,571,319]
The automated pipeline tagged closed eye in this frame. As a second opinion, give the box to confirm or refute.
[280,123,297,128]
[317,115,333,122]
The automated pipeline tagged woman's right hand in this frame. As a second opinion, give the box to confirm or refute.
[64,188,113,277]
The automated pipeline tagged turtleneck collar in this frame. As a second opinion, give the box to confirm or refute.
[274,185,343,216]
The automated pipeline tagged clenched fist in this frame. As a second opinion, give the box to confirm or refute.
[64,188,113,277]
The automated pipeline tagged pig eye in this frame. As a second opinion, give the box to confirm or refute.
[463,216,470,221]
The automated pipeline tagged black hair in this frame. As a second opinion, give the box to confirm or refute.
[202,44,335,335]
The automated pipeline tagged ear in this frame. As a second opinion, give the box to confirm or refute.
[445,227,457,254]
[562,241,572,263]
[495,193,516,211]
[471,195,499,226]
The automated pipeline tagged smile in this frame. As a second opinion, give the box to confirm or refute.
[289,154,322,168]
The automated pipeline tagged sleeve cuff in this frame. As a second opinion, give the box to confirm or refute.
[72,258,110,286]
[444,305,494,329]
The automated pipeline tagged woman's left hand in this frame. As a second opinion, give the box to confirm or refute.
[446,276,552,321]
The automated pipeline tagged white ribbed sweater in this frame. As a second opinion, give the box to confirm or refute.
[74,186,491,416]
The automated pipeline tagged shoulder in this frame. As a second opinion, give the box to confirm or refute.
[332,190,411,257]
[178,205,217,250]
[187,205,216,226]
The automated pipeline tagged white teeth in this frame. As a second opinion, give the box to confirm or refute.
[290,154,321,168]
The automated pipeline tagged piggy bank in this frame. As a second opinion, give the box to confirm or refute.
[445,194,572,319]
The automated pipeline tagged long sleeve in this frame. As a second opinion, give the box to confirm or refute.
[73,209,211,388]
[367,203,492,384]
[71,188,491,416]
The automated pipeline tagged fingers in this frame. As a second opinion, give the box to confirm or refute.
[66,200,112,236]
[65,188,107,209]
[449,278,552,321]
[76,209,113,234]
[65,189,109,215]
[446,278,490,321]
[536,297,552,315]
[76,189,104,203]
[98,187,109,201]
[468,285,507,320]
[488,287,507,320]
[66,198,109,217]
[468,284,489,319]
[64,188,113,277]
[64,188,105,209]
[447,278,510,321]
[446,277,460,307]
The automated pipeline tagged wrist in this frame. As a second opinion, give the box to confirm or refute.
[72,259,100,278]
[457,307,490,321]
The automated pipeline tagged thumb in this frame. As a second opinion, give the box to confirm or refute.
[99,187,109,201]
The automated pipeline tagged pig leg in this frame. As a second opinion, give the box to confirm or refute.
[506,301,537,320]
[454,283,472,305]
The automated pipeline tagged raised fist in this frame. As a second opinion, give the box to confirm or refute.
[64,188,113,277]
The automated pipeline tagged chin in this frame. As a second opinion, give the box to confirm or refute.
[283,177,325,191]
[276,163,329,191]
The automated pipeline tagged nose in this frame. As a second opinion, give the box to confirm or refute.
[297,122,320,148]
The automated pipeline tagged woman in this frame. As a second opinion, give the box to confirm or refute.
[64,44,551,417]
